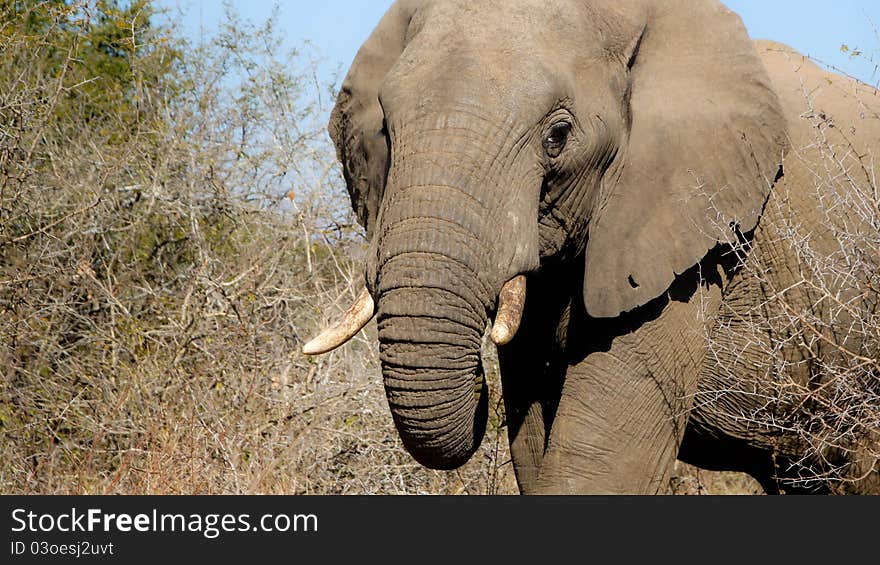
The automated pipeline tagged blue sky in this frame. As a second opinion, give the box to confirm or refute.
[157,1,880,87]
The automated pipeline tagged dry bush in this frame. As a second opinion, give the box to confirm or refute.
[0,1,515,495]
[699,66,880,493]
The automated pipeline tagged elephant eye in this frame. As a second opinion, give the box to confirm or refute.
[543,122,571,158]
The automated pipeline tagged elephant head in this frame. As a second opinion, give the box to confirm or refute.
[305,0,787,470]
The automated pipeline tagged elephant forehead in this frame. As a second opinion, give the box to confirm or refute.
[382,1,613,117]
[414,0,644,54]
[428,0,575,29]
[416,0,598,54]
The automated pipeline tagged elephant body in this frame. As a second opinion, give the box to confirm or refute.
[681,42,880,494]
[313,0,880,493]
[503,41,880,494]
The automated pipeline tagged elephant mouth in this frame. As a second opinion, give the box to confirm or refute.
[303,275,528,356]
[302,274,528,469]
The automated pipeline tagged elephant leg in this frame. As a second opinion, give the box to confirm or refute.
[534,270,723,494]
[498,272,571,494]
[681,277,792,493]
[501,357,568,494]
[502,393,547,494]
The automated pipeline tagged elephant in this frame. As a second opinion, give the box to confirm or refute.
[303,0,880,494]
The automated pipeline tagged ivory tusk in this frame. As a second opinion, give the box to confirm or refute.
[303,288,376,355]
[491,275,527,346]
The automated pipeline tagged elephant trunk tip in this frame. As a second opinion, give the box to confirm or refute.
[396,376,490,471]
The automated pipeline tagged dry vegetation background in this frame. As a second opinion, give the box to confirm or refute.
[0,0,517,494]
[0,1,875,495]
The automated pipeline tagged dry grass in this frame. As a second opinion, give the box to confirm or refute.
[669,463,764,496]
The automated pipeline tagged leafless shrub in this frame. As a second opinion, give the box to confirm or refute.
[0,1,515,495]
[699,64,880,493]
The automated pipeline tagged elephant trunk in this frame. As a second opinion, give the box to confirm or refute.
[370,112,539,469]
[378,278,489,470]
[374,156,496,467]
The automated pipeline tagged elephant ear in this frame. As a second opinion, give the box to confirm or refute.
[329,0,421,239]
[583,0,787,318]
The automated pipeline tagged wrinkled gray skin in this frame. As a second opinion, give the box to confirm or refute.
[327,0,880,493]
